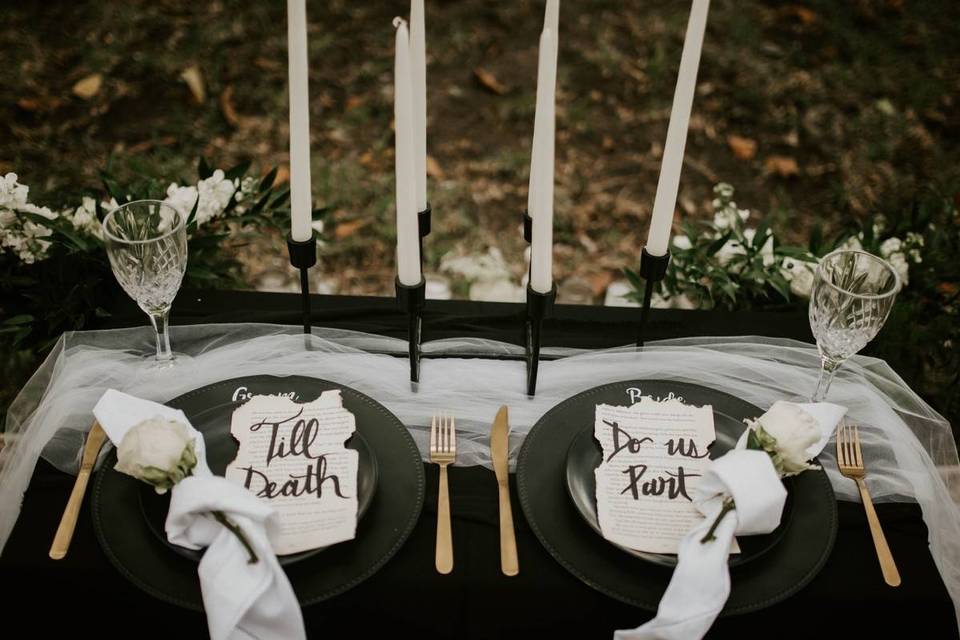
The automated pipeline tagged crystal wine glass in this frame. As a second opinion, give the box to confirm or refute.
[102,200,188,365]
[808,249,900,401]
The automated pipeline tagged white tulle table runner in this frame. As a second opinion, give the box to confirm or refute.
[2,323,958,622]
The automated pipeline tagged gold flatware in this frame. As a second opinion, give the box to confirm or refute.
[430,412,456,574]
[836,422,901,587]
[50,421,107,560]
[490,405,518,576]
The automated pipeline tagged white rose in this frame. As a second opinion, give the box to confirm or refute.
[672,234,692,250]
[839,235,863,252]
[753,401,822,476]
[888,252,909,286]
[879,237,902,258]
[163,183,199,217]
[115,417,197,493]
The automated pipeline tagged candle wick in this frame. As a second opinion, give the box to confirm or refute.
[392,16,406,29]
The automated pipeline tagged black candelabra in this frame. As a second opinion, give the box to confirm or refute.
[635,248,671,347]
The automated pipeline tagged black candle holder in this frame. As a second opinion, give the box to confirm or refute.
[396,277,426,383]
[524,283,556,396]
[418,204,431,265]
[287,233,318,335]
[636,248,671,347]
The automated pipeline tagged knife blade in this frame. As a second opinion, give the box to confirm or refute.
[49,421,107,559]
[490,405,518,576]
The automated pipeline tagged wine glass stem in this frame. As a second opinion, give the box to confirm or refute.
[812,356,842,402]
[149,310,173,361]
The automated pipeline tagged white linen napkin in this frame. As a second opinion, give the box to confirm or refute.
[93,389,306,640]
[615,400,846,640]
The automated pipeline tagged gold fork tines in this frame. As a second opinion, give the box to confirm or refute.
[836,422,901,587]
[430,412,456,574]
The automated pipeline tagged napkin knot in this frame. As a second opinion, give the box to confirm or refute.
[694,449,787,535]
[167,475,281,551]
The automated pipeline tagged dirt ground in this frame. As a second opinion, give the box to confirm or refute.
[4,0,959,301]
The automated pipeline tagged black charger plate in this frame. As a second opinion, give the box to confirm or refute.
[91,375,424,611]
[517,379,837,615]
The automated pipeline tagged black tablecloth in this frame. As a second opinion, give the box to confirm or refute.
[1,290,955,638]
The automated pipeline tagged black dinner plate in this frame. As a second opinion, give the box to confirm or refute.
[564,411,794,567]
[91,375,424,611]
[518,379,837,615]
[138,410,379,566]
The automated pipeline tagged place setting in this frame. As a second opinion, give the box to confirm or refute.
[89,375,424,615]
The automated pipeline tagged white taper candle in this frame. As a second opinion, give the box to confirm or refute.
[287,0,313,242]
[646,0,710,256]
[394,19,422,286]
[410,0,428,212]
[530,29,556,294]
[527,0,560,219]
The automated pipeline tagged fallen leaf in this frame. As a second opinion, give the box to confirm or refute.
[782,5,818,25]
[359,150,376,168]
[426,155,445,179]
[17,96,63,112]
[220,85,241,126]
[602,135,615,150]
[72,73,103,100]
[253,57,282,71]
[727,134,757,160]
[588,271,614,296]
[345,95,364,111]
[334,218,368,240]
[128,136,176,155]
[578,233,598,254]
[764,155,800,177]
[180,65,205,104]
[473,68,508,95]
[266,165,290,186]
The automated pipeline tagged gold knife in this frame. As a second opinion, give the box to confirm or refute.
[490,405,519,576]
[49,421,107,560]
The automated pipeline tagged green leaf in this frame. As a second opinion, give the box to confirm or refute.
[752,220,770,249]
[809,225,823,255]
[225,160,252,182]
[259,167,279,192]
[746,428,762,451]
[198,157,214,180]
[247,190,274,217]
[706,232,731,256]
[3,314,34,325]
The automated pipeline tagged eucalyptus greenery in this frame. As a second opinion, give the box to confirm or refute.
[624,184,818,311]
[0,158,319,351]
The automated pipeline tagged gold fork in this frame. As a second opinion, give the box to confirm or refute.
[836,422,901,587]
[430,412,456,574]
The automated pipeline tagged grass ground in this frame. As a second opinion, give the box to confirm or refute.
[3,0,959,300]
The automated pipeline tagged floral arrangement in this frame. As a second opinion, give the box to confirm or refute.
[624,184,820,311]
[0,159,301,348]
[624,182,929,311]
[622,179,958,431]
